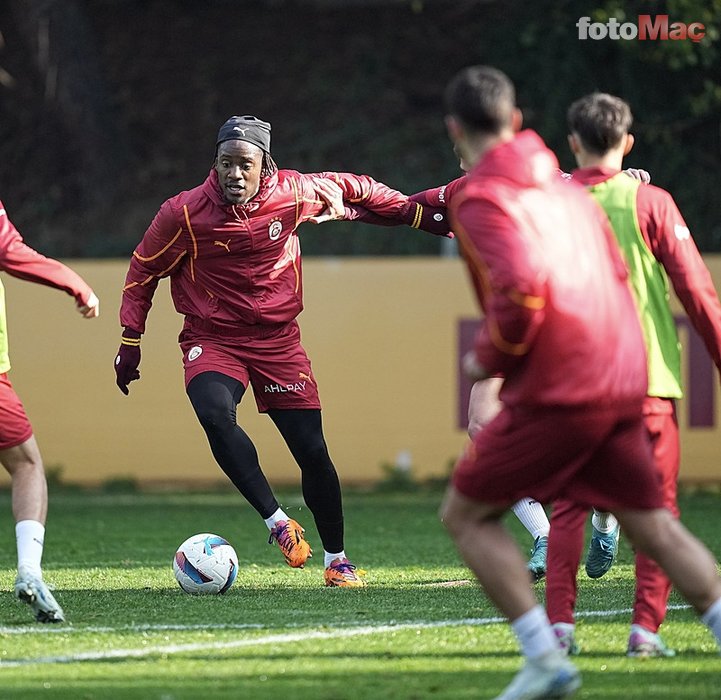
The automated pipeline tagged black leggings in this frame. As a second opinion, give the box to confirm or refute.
[186,371,344,553]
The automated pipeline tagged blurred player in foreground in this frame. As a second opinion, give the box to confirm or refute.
[114,115,449,587]
[410,139,651,586]
[437,65,721,700]
[0,201,100,622]
[546,92,721,659]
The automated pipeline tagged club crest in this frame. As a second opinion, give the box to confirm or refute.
[269,219,283,241]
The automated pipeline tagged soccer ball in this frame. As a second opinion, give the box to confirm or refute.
[173,533,238,595]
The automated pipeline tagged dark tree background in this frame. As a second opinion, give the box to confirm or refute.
[0,0,719,257]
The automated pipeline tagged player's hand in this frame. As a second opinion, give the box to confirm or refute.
[623,168,651,184]
[77,292,100,318]
[462,351,489,382]
[468,377,504,438]
[308,178,345,224]
[114,328,141,395]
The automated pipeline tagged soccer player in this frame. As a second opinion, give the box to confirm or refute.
[114,115,450,588]
[408,149,557,581]
[0,201,100,622]
[545,92,721,658]
[437,65,721,700]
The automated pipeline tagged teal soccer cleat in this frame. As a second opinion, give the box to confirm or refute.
[584,525,620,579]
[527,535,548,583]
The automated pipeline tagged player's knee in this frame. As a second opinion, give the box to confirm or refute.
[194,402,235,433]
[295,439,333,473]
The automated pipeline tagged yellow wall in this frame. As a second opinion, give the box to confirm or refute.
[1,256,720,487]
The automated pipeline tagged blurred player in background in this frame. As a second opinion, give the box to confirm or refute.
[114,115,449,588]
[0,201,100,622]
[546,92,721,658]
[437,65,721,700]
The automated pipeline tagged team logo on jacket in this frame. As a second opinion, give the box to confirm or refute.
[674,224,690,241]
[188,345,203,362]
[269,217,283,241]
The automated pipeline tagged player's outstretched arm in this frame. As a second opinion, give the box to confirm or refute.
[0,201,98,310]
[302,172,452,237]
[76,292,100,318]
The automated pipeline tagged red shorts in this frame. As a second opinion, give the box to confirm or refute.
[452,402,663,512]
[178,320,320,412]
[0,373,33,450]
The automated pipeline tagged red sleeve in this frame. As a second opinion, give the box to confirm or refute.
[119,199,187,334]
[0,201,93,304]
[637,185,721,373]
[452,193,547,376]
[409,176,466,208]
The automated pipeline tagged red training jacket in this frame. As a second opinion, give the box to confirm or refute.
[121,169,436,333]
[450,131,648,407]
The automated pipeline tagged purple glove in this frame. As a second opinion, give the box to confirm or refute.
[114,328,141,395]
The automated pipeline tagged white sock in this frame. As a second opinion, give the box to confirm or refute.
[263,508,290,530]
[324,550,346,567]
[511,605,559,659]
[512,499,550,540]
[701,597,721,648]
[16,520,45,576]
[591,510,618,534]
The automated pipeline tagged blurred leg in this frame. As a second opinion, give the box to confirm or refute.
[546,499,589,625]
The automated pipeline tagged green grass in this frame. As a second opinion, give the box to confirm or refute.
[1,488,721,699]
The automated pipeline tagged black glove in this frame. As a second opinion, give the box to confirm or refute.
[114,328,141,395]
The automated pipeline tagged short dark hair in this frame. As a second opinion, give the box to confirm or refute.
[444,66,516,134]
[567,93,633,155]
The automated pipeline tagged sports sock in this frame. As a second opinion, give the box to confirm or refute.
[16,520,45,577]
[512,499,550,539]
[591,510,618,534]
[511,605,559,659]
[700,597,721,647]
[264,508,290,530]
[324,550,346,567]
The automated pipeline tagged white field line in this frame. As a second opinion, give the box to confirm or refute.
[0,604,692,667]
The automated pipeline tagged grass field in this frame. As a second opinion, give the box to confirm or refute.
[1,487,721,699]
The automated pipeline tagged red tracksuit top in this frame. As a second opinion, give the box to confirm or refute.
[121,168,423,334]
[449,131,649,408]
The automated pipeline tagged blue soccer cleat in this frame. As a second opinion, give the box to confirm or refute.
[527,535,548,583]
[584,525,620,579]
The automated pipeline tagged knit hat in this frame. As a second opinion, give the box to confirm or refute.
[216,115,271,153]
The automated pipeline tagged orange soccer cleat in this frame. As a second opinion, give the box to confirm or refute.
[324,557,367,588]
[268,519,312,568]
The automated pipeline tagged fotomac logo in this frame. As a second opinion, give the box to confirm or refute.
[577,15,706,42]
